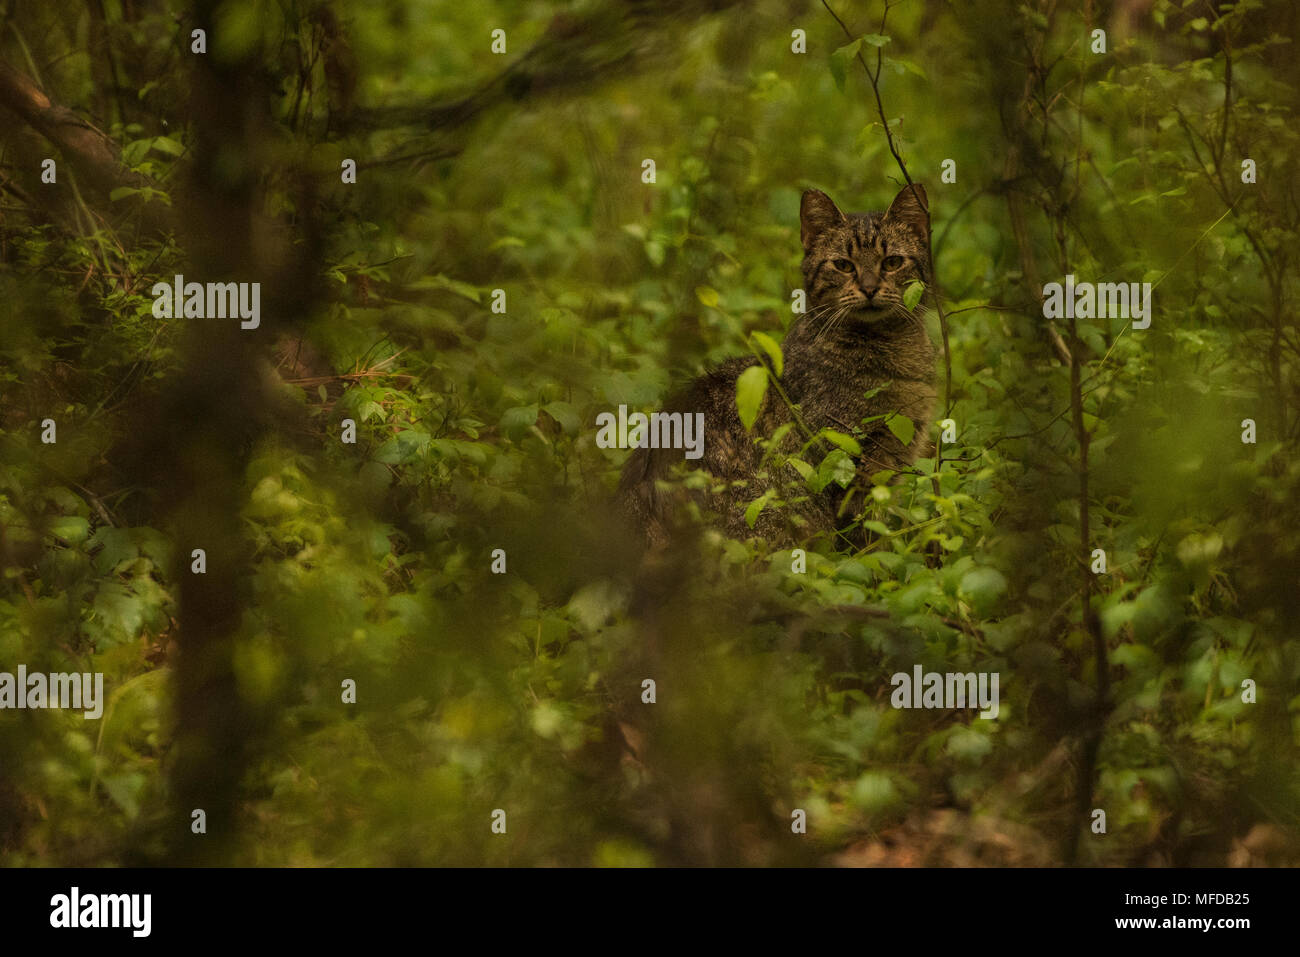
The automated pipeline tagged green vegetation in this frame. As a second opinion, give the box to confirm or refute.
[0,0,1296,866]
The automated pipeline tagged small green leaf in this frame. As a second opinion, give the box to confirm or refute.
[903,279,926,311]
[959,566,1008,614]
[736,365,769,430]
[152,136,186,157]
[861,33,891,47]
[862,383,889,401]
[499,404,539,434]
[829,39,862,93]
[89,526,138,573]
[750,331,783,377]
[818,449,856,489]
[373,430,431,465]
[695,285,720,308]
[102,771,147,819]
[542,401,581,436]
[50,516,90,544]
[1176,532,1224,567]
[567,580,623,630]
[411,275,480,303]
[851,771,900,814]
[822,430,862,455]
[768,422,794,449]
[92,583,146,643]
[892,57,928,80]
[745,490,776,529]
[886,413,916,447]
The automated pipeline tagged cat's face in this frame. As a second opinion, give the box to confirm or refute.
[798,184,931,327]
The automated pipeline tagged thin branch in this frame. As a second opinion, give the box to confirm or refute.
[820,0,955,468]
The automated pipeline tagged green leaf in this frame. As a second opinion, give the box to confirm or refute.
[750,331,783,377]
[49,516,90,544]
[818,449,856,489]
[542,401,581,436]
[745,490,776,529]
[121,140,150,166]
[959,567,1008,614]
[946,727,992,761]
[768,422,795,449]
[499,404,539,434]
[373,430,431,465]
[151,136,186,157]
[829,39,862,93]
[102,771,147,819]
[736,365,769,430]
[410,275,480,303]
[89,526,138,573]
[695,285,720,308]
[903,279,926,311]
[886,413,916,447]
[822,430,862,455]
[861,33,891,47]
[92,583,146,643]
[892,57,928,80]
[567,580,623,631]
[850,771,900,814]
[1176,532,1224,567]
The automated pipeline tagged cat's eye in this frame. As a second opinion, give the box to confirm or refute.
[882,255,905,271]
[832,258,855,272]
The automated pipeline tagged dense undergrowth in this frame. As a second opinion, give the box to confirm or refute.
[0,0,1297,866]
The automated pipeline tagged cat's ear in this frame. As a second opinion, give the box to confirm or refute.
[884,183,930,240]
[800,189,846,250]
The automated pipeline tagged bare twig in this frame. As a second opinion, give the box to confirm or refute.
[820,0,955,437]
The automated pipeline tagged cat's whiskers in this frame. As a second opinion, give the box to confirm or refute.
[817,303,857,343]
[807,294,860,343]
[806,294,857,320]
[880,296,930,337]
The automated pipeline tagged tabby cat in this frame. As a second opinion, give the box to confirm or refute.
[619,183,936,547]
